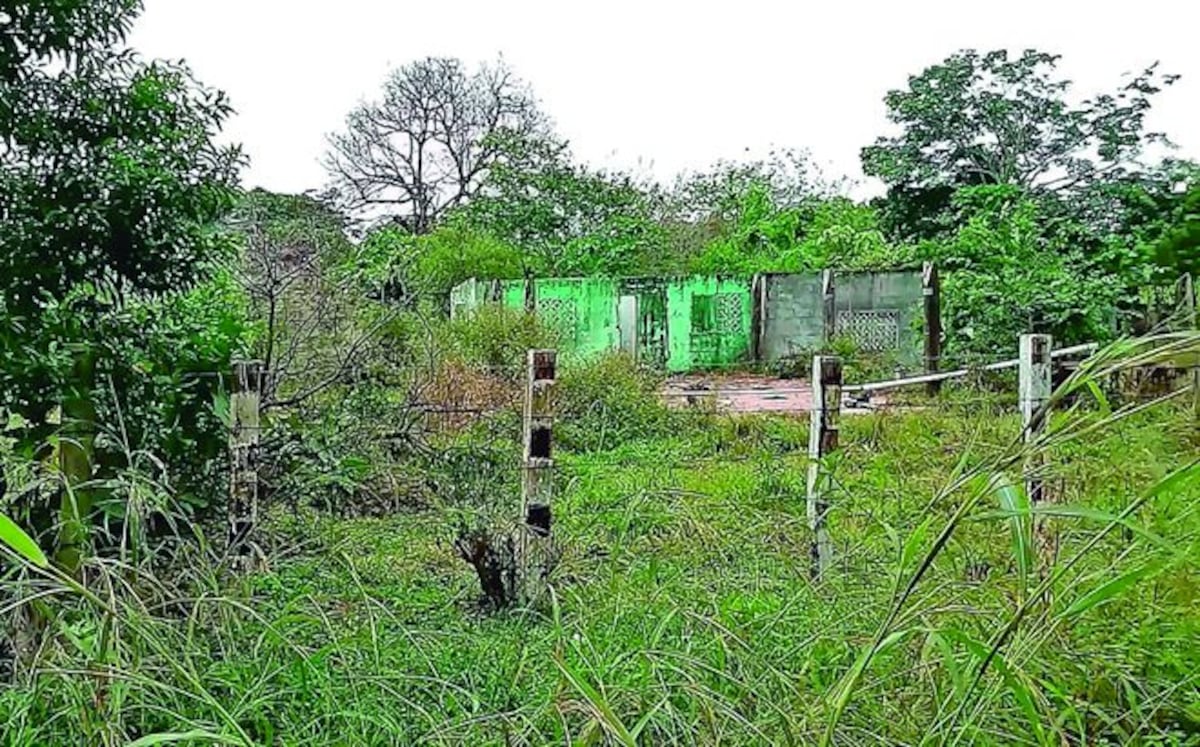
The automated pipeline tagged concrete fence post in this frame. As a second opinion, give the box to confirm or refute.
[821,269,837,347]
[519,349,556,603]
[923,262,943,395]
[1019,334,1053,564]
[807,355,842,580]
[1183,273,1199,423]
[229,360,263,564]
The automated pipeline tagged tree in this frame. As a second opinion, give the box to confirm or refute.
[925,185,1121,353]
[864,49,1177,238]
[325,57,546,233]
[1154,182,1200,280]
[232,190,399,412]
[669,149,824,223]
[665,150,826,258]
[0,0,241,571]
[687,189,910,276]
[459,132,669,276]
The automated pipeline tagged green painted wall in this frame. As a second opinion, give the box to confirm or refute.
[500,279,525,309]
[532,278,620,359]
[450,270,918,373]
[665,276,753,372]
[617,279,670,367]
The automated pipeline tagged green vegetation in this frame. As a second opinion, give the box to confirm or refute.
[1,2,1198,745]
[2,355,1197,743]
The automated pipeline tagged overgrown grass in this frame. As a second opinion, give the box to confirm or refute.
[2,344,1198,745]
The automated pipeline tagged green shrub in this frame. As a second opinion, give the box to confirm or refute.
[556,353,678,452]
[438,305,559,372]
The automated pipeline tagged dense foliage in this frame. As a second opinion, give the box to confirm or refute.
[2,18,1199,745]
[323,48,1194,356]
[0,0,245,567]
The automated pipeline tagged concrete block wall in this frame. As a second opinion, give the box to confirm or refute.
[449,268,926,372]
[760,273,825,362]
[836,271,924,364]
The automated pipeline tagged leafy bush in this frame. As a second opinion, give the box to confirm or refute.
[414,223,527,301]
[460,132,672,277]
[348,222,526,303]
[688,190,917,275]
[688,185,805,274]
[556,353,679,452]
[927,185,1122,354]
[437,305,559,372]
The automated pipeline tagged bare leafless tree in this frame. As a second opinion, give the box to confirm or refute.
[324,57,546,233]
[231,193,399,411]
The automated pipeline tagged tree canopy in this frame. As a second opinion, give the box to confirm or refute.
[325,57,546,233]
[863,49,1176,195]
[1,0,242,418]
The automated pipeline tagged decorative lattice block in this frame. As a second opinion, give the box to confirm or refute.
[836,309,900,351]
[537,297,577,340]
[715,293,743,333]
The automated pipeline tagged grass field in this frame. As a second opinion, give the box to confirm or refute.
[9,385,1195,746]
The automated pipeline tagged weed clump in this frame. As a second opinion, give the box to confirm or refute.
[556,353,689,452]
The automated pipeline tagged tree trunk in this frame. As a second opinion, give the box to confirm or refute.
[55,346,96,576]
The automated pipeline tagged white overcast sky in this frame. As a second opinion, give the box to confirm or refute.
[130,0,1200,199]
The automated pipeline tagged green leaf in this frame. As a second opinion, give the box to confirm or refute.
[973,504,1169,550]
[1060,561,1167,619]
[554,651,637,747]
[1084,378,1111,416]
[902,516,933,570]
[126,731,235,746]
[823,627,916,746]
[1145,460,1199,501]
[942,628,1044,743]
[0,513,48,568]
[923,629,964,700]
[991,475,1033,601]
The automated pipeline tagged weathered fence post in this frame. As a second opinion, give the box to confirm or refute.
[807,355,842,580]
[1019,335,1053,563]
[229,360,263,565]
[821,269,837,346]
[519,349,556,602]
[923,262,943,396]
[1183,273,1199,423]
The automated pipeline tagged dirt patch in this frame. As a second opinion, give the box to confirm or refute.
[662,374,884,414]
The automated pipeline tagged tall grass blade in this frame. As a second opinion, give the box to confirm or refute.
[1059,561,1167,620]
[554,650,638,747]
[991,475,1033,603]
[126,730,239,746]
[0,512,49,568]
[822,628,916,747]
